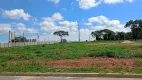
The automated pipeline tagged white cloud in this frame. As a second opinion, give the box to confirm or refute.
[43,12,64,21]
[0,24,12,34]
[40,21,58,32]
[48,0,60,4]
[59,21,78,31]
[77,0,134,9]
[88,16,130,32]
[104,0,134,4]
[104,0,124,4]
[51,12,64,21]
[2,9,31,21]
[77,0,102,9]
[16,23,27,31]
[14,23,38,33]
[88,16,109,24]
[40,20,78,32]
[59,21,78,28]
[27,28,38,33]
[40,12,77,32]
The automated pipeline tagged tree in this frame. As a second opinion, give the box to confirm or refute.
[11,36,27,42]
[115,32,125,40]
[91,31,102,40]
[53,31,69,43]
[91,29,115,40]
[101,29,115,40]
[125,20,142,41]
[125,32,133,40]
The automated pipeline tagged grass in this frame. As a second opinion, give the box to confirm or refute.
[0,41,142,73]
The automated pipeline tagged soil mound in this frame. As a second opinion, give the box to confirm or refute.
[121,40,136,44]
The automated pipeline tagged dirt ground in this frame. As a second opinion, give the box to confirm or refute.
[50,57,141,69]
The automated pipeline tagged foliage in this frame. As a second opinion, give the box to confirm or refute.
[125,20,142,41]
[91,29,133,41]
[11,36,27,42]
[53,31,69,43]
[91,29,115,40]
[11,36,37,42]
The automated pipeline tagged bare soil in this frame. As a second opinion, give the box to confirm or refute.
[50,57,141,69]
[121,40,139,45]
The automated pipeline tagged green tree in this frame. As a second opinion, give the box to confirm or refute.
[12,36,27,42]
[115,32,125,40]
[91,29,115,40]
[91,30,102,40]
[125,20,142,40]
[53,31,69,43]
[125,32,133,40]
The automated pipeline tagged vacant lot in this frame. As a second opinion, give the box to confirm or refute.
[0,40,142,73]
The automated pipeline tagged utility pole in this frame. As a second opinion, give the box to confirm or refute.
[77,21,80,43]
[37,33,39,44]
[23,32,25,46]
[9,31,11,43]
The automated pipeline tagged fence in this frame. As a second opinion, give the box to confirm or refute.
[0,41,57,48]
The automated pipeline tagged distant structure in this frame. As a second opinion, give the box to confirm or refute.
[9,31,14,43]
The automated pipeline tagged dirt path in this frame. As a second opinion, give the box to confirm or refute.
[50,57,140,69]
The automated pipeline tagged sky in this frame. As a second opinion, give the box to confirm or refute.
[0,0,142,42]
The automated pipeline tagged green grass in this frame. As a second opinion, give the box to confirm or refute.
[0,41,142,73]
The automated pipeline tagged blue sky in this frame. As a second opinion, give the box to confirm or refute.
[0,0,142,42]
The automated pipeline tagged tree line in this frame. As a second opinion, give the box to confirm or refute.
[11,36,37,42]
[91,20,142,41]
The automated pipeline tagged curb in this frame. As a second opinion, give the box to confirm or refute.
[0,73,142,78]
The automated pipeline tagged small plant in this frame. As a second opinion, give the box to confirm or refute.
[42,45,46,47]
[35,50,42,57]
[140,45,142,48]
[135,59,142,67]
[1,63,7,67]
